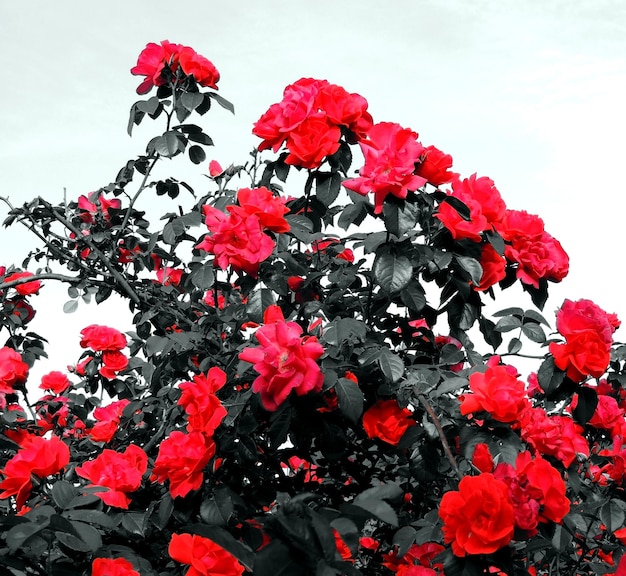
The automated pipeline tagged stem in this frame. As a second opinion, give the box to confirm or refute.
[415,391,463,481]
[117,154,160,237]
[0,272,88,292]
[20,388,37,421]
[39,198,141,305]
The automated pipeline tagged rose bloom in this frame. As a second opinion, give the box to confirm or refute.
[4,271,42,295]
[197,206,275,278]
[476,243,506,292]
[234,187,290,233]
[555,298,620,346]
[39,370,71,394]
[178,368,228,435]
[284,114,342,168]
[0,435,70,508]
[98,350,129,380]
[519,406,589,467]
[88,399,131,443]
[589,394,624,431]
[415,144,457,187]
[151,431,216,498]
[382,542,444,573]
[76,444,148,509]
[239,305,324,411]
[460,359,529,422]
[505,231,569,288]
[78,192,122,223]
[315,83,373,139]
[156,266,184,286]
[130,39,184,94]
[0,347,29,393]
[169,533,244,576]
[92,557,140,576]
[362,399,416,445]
[436,174,506,242]
[439,473,515,556]
[472,443,494,473]
[494,451,569,533]
[178,45,220,89]
[343,122,427,214]
[495,209,544,242]
[80,325,127,351]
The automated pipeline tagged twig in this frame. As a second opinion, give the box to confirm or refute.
[415,391,464,481]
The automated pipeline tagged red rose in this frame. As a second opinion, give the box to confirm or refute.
[39,371,71,394]
[460,360,529,422]
[315,83,373,139]
[0,435,70,508]
[88,399,130,443]
[589,394,624,431]
[151,431,215,498]
[178,368,227,435]
[555,299,619,346]
[476,243,506,291]
[92,557,140,576]
[76,444,148,509]
[415,144,457,186]
[505,231,569,288]
[131,39,184,94]
[496,209,544,242]
[519,406,589,467]
[343,122,427,214]
[239,305,324,410]
[472,443,494,473]
[178,46,220,89]
[3,271,41,295]
[0,347,29,394]
[436,175,506,242]
[169,533,245,576]
[234,187,290,233]
[439,473,515,556]
[362,399,416,445]
[198,206,275,277]
[80,325,127,351]
[284,115,341,168]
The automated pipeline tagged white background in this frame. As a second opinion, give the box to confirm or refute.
[1,0,626,380]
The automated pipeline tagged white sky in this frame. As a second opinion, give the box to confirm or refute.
[1,0,626,379]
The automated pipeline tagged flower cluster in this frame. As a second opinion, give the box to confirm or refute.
[169,533,245,576]
[253,77,373,169]
[131,39,220,94]
[80,324,129,380]
[549,298,620,381]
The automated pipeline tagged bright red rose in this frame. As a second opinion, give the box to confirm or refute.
[39,370,71,394]
[4,271,41,295]
[362,399,416,445]
[284,114,341,168]
[519,406,589,467]
[343,122,427,214]
[472,443,495,473]
[198,206,275,277]
[589,394,624,431]
[0,347,29,394]
[234,187,290,233]
[92,557,140,576]
[439,473,515,556]
[151,431,216,498]
[460,360,529,422]
[382,542,444,573]
[80,325,127,351]
[99,350,129,380]
[315,83,373,139]
[415,144,457,186]
[78,192,122,223]
[476,243,506,291]
[178,368,227,435]
[156,266,184,286]
[436,174,506,242]
[496,209,544,242]
[0,435,70,508]
[88,399,130,443]
[169,533,245,576]
[130,39,184,94]
[209,159,224,177]
[494,451,569,534]
[555,298,619,346]
[76,444,148,509]
[239,305,324,411]
[178,46,220,89]
[505,231,569,288]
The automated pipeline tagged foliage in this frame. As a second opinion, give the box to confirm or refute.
[0,40,625,576]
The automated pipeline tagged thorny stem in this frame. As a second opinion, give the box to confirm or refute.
[38,198,141,305]
[0,273,92,292]
[415,391,464,481]
[117,154,160,237]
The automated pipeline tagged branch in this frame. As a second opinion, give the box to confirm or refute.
[38,198,141,305]
[415,391,464,481]
[0,272,86,291]
[117,154,160,237]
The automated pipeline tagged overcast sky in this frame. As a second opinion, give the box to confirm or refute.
[2,0,626,378]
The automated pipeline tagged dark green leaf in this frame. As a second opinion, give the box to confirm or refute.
[572,386,598,425]
[335,378,364,423]
[383,201,418,237]
[392,526,417,557]
[51,481,78,509]
[601,499,626,533]
[209,92,235,114]
[373,250,412,293]
[494,316,522,332]
[521,322,546,343]
[191,265,214,290]
[189,145,207,164]
[63,300,78,314]
[537,357,565,396]
[352,498,398,527]
[181,92,204,112]
[378,349,404,383]
[400,282,426,312]
[246,288,276,324]
[56,532,91,553]
[121,512,146,537]
[316,172,342,208]
[508,337,522,354]
[455,255,483,286]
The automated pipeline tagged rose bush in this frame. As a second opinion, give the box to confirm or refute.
[0,40,625,576]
